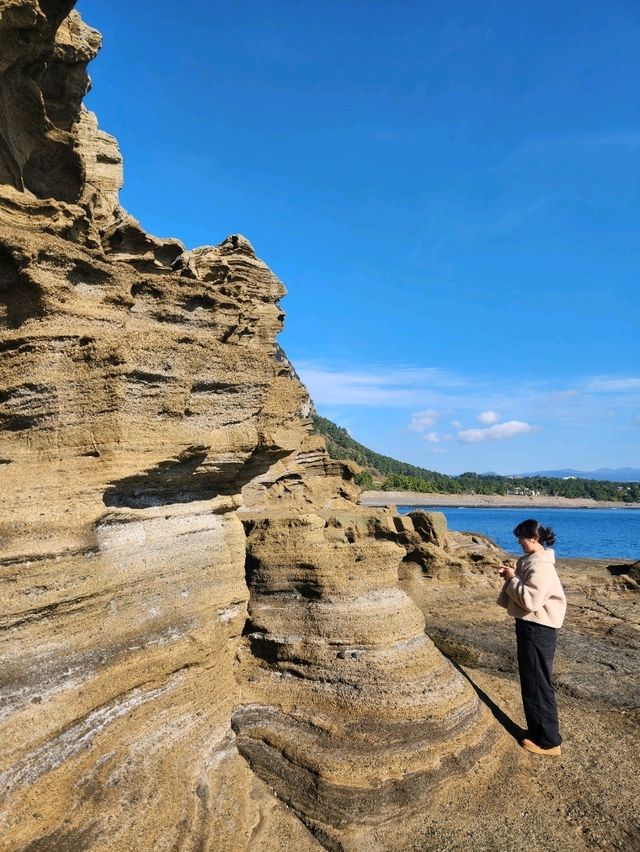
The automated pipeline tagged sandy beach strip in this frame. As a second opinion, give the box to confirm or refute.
[360,490,640,510]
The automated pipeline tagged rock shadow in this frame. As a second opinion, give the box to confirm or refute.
[606,563,635,576]
[447,657,524,742]
[103,444,290,508]
[0,247,44,328]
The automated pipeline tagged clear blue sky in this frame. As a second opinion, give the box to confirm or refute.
[79,0,639,475]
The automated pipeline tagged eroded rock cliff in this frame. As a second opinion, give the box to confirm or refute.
[0,4,499,850]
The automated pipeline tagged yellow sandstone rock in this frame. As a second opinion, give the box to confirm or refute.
[0,3,497,850]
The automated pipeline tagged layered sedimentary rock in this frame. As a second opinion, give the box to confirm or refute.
[1,3,498,850]
[234,509,495,848]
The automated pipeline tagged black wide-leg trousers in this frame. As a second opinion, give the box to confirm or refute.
[515,619,562,748]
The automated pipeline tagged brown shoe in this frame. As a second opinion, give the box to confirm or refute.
[520,737,561,756]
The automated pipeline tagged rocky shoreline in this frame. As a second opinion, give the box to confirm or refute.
[2,3,638,849]
[361,490,640,510]
[391,524,640,851]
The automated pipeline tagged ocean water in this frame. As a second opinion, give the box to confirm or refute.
[396,506,640,560]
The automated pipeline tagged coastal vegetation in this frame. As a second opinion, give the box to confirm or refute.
[313,416,640,503]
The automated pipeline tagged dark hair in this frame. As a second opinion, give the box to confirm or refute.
[513,518,556,546]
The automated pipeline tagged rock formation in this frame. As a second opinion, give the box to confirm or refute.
[233,509,496,847]
[0,4,500,850]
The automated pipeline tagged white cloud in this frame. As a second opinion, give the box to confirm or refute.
[545,389,580,399]
[457,420,538,444]
[585,377,640,393]
[478,410,499,424]
[424,431,440,443]
[295,363,466,407]
[295,362,640,449]
[409,409,439,431]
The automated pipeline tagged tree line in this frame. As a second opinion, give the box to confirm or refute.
[313,416,640,503]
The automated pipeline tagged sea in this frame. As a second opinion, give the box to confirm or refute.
[396,506,639,561]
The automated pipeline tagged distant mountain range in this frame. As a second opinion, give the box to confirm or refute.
[514,468,640,483]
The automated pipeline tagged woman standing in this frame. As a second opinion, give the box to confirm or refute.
[497,518,567,756]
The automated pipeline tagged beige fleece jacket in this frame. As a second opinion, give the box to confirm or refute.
[497,547,567,629]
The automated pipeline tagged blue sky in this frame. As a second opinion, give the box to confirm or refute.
[79,0,639,475]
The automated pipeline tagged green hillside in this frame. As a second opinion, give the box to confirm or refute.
[312,415,640,503]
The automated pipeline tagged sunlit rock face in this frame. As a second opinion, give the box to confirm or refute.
[233,509,495,849]
[0,4,497,850]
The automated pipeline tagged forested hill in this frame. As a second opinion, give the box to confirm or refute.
[312,416,640,503]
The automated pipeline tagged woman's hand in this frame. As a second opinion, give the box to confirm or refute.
[498,563,515,581]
